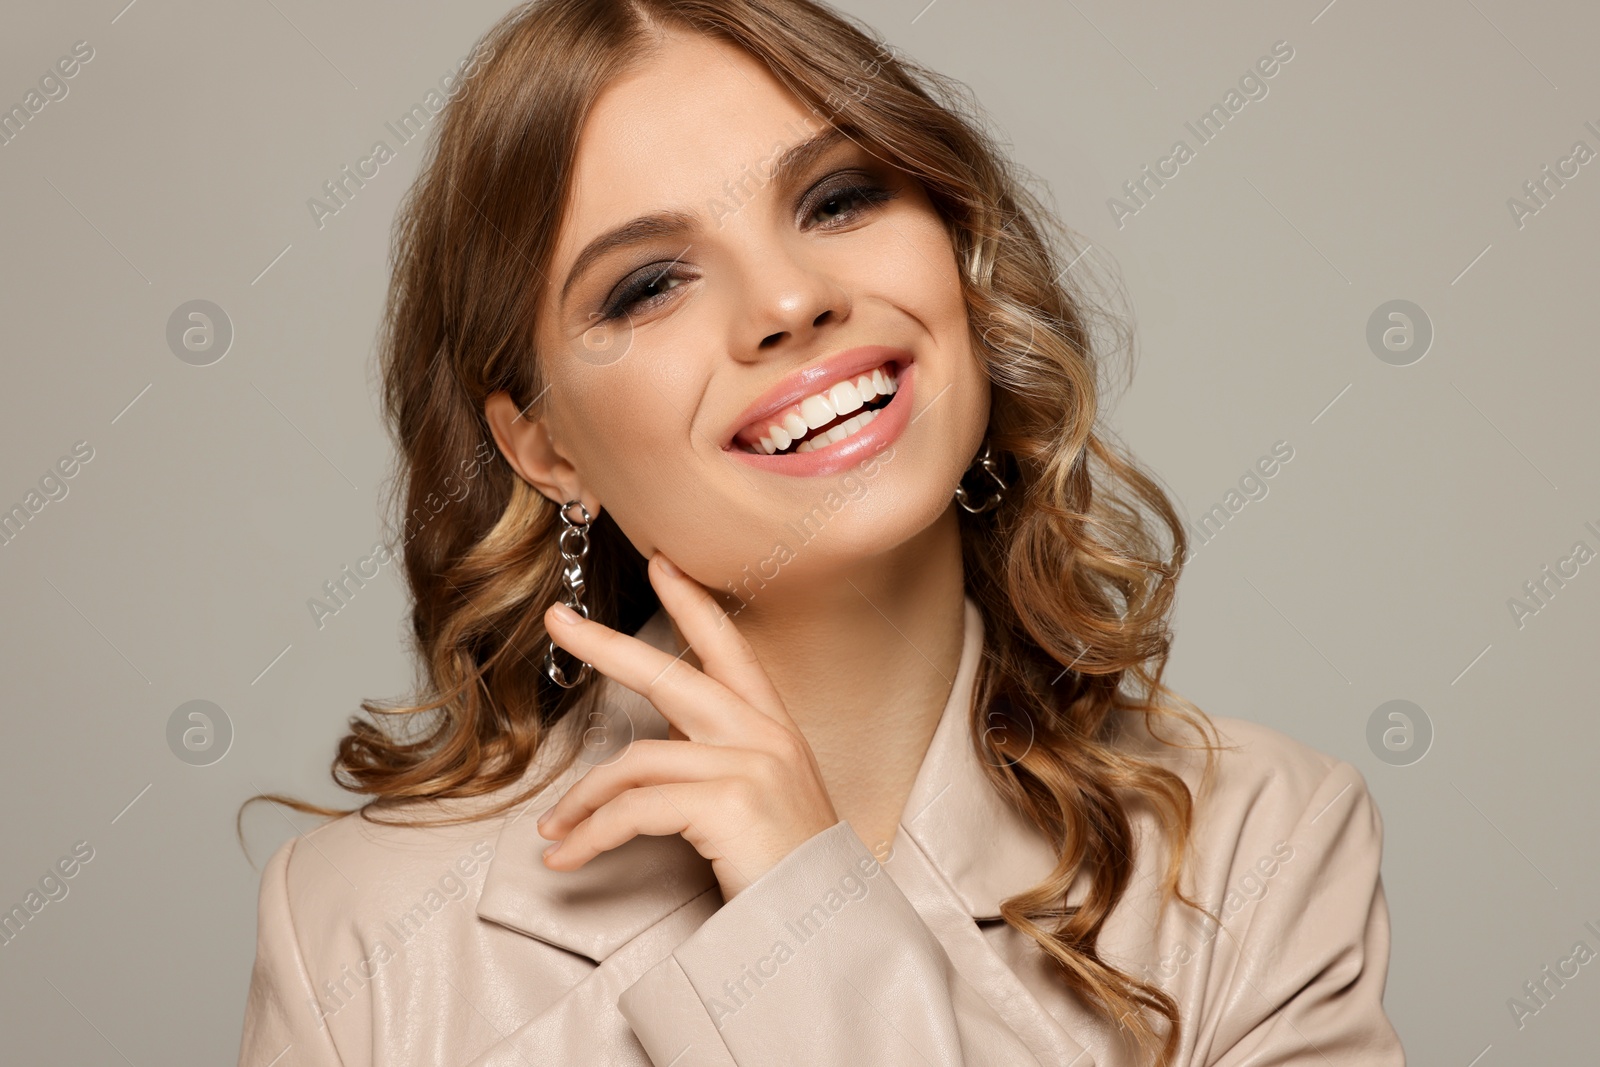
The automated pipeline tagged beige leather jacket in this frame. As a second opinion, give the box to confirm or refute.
[238,595,1405,1065]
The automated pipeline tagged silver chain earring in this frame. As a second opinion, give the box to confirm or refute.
[543,499,594,688]
[955,440,1008,514]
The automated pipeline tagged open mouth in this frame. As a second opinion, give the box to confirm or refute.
[733,361,901,456]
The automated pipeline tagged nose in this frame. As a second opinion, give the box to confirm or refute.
[731,242,853,360]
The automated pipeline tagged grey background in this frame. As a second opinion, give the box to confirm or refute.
[1,0,1595,1062]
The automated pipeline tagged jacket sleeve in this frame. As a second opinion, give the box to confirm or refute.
[615,819,1047,1066]
[237,836,346,1067]
[1203,761,1406,1066]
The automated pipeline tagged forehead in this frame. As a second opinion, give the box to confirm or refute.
[554,31,824,255]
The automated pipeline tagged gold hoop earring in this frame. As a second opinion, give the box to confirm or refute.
[955,441,1008,514]
[543,499,594,688]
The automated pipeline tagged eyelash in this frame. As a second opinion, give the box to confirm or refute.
[596,178,900,322]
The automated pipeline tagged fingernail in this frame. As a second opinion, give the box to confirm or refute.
[542,842,560,858]
[654,553,682,577]
[535,805,554,825]
[551,602,581,625]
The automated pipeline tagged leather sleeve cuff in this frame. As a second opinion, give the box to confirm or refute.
[618,820,968,1065]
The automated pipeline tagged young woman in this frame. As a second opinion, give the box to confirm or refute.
[238,1,1405,1064]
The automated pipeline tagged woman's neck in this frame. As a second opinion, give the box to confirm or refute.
[689,507,969,855]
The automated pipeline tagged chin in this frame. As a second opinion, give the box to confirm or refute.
[708,469,959,595]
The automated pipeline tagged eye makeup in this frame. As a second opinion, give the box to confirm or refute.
[589,169,902,323]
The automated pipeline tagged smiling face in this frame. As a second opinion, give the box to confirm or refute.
[485,27,989,603]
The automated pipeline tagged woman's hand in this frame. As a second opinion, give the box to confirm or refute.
[535,551,840,901]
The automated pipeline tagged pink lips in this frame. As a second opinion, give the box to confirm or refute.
[722,345,914,451]
[724,360,916,477]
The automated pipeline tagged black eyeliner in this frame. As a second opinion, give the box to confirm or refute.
[596,173,898,322]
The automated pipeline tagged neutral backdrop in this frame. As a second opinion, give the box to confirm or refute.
[2,0,1596,1062]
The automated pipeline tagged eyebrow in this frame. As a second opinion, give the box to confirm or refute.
[557,125,854,305]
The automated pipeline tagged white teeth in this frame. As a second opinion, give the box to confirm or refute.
[799,394,834,431]
[743,361,900,455]
[795,408,879,452]
[828,379,863,418]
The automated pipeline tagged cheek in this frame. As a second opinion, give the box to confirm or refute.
[864,218,980,377]
[892,221,985,392]
[864,214,966,328]
[563,378,670,472]
[554,369,703,532]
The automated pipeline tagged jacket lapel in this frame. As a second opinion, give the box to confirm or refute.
[475,592,1081,963]
[895,594,1077,919]
[889,596,1101,1067]
[475,606,718,964]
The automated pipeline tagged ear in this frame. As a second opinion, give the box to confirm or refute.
[483,390,602,520]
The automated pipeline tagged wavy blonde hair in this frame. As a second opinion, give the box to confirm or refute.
[244,0,1227,1060]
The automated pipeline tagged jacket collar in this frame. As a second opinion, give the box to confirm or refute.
[476,593,1065,963]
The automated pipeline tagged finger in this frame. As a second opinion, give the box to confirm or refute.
[647,552,794,729]
[544,600,746,745]
[536,738,747,839]
[543,783,729,871]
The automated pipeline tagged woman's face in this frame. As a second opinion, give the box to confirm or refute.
[494,28,989,601]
